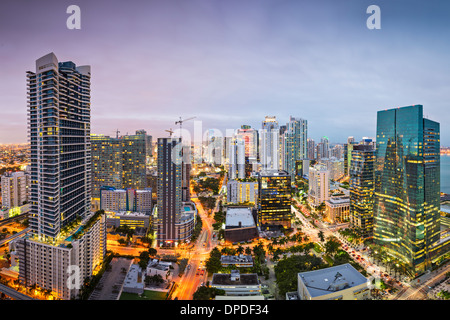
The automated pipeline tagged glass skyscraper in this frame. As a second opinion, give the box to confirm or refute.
[349,143,375,239]
[374,105,440,274]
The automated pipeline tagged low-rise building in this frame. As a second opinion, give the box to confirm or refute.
[146,259,172,281]
[224,207,258,243]
[123,264,144,294]
[297,263,370,300]
[106,211,150,229]
[211,270,261,297]
[220,254,253,268]
[325,195,350,224]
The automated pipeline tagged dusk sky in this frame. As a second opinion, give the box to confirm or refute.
[1,0,450,145]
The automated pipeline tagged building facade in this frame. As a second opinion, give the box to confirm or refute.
[257,170,291,230]
[308,164,330,207]
[1,171,28,209]
[374,105,440,274]
[349,144,375,239]
[226,180,258,205]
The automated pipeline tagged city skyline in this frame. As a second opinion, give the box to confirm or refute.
[1,0,450,145]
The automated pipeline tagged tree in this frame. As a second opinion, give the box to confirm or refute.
[318,231,325,243]
[236,245,244,255]
[205,248,222,274]
[148,248,157,257]
[244,247,252,255]
[193,285,225,300]
[324,236,340,257]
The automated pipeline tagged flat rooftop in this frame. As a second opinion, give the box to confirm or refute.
[212,273,259,286]
[299,263,367,298]
[221,255,253,264]
[225,207,255,228]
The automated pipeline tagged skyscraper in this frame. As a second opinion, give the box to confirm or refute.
[1,171,28,209]
[91,132,146,199]
[228,137,246,180]
[349,143,375,239]
[373,105,440,273]
[155,137,195,247]
[257,170,291,230]
[260,116,279,170]
[308,164,330,207]
[15,53,106,300]
[283,116,308,180]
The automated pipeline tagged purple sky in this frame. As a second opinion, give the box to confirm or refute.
[1,0,450,145]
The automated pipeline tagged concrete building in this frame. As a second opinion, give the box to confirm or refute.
[146,259,172,281]
[228,137,246,180]
[325,195,350,224]
[123,264,144,294]
[1,171,28,209]
[308,164,329,207]
[211,270,262,296]
[260,116,279,171]
[220,254,254,268]
[224,207,258,243]
[226,179,258,205]
[18,53,106,300]
[100,187,152,214]
[106,211,150,229]
[297,263,370,300]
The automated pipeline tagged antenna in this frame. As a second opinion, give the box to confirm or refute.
[115,129,120,139]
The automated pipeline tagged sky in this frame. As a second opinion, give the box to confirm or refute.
[0,0,449,145]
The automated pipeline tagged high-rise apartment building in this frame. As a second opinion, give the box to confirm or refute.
[283,117,308,180]
[155,137,195,247]
[373,105,440,273]
[228,137,246,180]
[260,116,279,170]
[308,164,330,207]
[349,144,375,239]
[1,171,28,209]
[100,187,152,214]
[257,170,291,230]
[15,53,106,300]
[91,132,146,198]
[307,138,316,160]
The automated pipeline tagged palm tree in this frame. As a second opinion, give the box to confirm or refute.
[236,245,244,255]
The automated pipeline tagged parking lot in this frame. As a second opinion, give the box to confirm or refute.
[89,257,133,300]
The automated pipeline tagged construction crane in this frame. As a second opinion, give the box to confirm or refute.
[165,128,174,137]
[115,129,120,139]
[175,116,196,132]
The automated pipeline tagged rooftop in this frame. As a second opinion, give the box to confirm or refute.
[221,254,253,264]
[212,272,259,286]
[299,263,367,298]
[225,207,255,228]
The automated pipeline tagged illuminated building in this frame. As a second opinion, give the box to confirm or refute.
[307,138,316,160]
[349,143,375,239]
[325,194,350,224]
[15,53,106,300]
[91,131,147,199]
[283,116,308,180]
[228,137,245,180]
[155,137,195,247]
[308,164,329,207]
[373,105,441,273]
[100,187,152,214]
[260,116,279,170]
[257,170,291,230]
[226,180,258,205]
[1,171,28,209]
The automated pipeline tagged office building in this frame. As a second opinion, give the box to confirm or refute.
[349,144,375,239]
[211,270,262,297]
[296,264,370,300]
[325,195,350,224]
[374,105,441,273]
[257,170,291,230]
[307,138,316,160]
